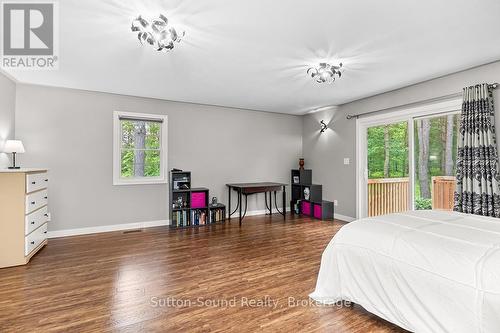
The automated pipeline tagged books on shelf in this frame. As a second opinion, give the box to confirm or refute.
[172,208,226,227]
[191,209,207,226]
[172,209,189,227]
[171,207,226,227]
[209,208,225,223]
[171,209,207,227]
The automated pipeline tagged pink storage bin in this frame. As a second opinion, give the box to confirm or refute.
[191,192,206,208]
[313,204,322,219]
[302,201,311,215]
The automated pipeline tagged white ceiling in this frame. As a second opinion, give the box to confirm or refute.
[6,0,500,115]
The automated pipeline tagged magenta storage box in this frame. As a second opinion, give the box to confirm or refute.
[191,192,206,208]
[313,204,322,219]
[302,201,311,215]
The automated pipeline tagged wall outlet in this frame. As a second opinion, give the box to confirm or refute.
[343,158,350,165]
[334,200,338,206]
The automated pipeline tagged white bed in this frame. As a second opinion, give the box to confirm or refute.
[310,210,500,333]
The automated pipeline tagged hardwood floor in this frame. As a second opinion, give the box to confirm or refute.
[0,214,407,333]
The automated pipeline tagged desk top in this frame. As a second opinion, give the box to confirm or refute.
[226,182,287,188]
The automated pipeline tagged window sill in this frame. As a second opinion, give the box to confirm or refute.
[113,178,167,186]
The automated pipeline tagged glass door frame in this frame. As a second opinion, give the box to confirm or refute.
[356,98,462,219]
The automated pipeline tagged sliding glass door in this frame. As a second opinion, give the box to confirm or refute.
[366,121,409,217]
[357,99,461,218]
[414,114,459,211]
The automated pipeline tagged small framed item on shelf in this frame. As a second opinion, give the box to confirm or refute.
[293,176,300,184]
[304,187,310,200]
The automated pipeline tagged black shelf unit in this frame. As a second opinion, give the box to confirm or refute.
[291,169,312,185]
[290,169,334,221]
[170,171,226,228]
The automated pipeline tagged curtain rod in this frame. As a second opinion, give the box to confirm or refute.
[346,82,499,120]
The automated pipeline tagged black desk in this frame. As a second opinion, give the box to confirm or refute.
[226,182,287,225]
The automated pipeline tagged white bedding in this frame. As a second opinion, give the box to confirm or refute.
[309,210,500,333]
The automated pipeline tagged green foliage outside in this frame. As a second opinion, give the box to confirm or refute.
[413,117,458,183]
[121,120,161,178]
[367,115,458,209]
[415,197,432,210]
[367,122,408,178]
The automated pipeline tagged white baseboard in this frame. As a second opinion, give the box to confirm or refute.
[232,208,354,222]
[334,213,356,222]
[226,207,290,218]
[47,219,169,238]
[47,206,302,238]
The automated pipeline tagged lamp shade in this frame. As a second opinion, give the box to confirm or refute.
[4,140,25,153]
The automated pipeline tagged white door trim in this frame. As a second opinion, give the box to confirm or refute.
[356,97,462,218]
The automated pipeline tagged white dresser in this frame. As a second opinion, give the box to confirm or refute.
[0,168,50,268]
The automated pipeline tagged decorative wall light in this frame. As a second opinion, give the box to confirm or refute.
[307,62,342,84]
[320,120,328,133]
[131,14,185,52]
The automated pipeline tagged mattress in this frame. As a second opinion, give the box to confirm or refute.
[309,210,500,333]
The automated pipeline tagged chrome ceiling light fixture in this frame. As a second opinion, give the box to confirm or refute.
[131,14,185,52]
[307,62,343,84]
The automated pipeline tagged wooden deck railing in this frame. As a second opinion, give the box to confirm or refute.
[368,176,457,217]
[431,176,456,211]
[368,178,409,217]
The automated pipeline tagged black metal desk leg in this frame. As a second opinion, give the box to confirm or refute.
[282,186,286,219]
[239,189,242,226]
[228,186,231,220]
[269,192,272,215]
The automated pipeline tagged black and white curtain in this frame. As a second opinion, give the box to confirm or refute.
[454,83,500,217]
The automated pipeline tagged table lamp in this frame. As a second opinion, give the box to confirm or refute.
[4,140,25,169]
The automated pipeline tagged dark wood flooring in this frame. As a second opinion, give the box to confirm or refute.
[0,214,407,332]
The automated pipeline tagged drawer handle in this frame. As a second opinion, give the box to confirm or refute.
[31,181,36,185]
[44,179,48,182]
[44,196,48,199]
[31,201,36,205]
[44,214,49,217]
[30,241,35,245]
[44,231,47,234]
[31,221,35,225]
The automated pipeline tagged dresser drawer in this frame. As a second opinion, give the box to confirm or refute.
[25,206,49,235]
[26,172,49,194]
[25,189,48,214]
[25,223,48,256]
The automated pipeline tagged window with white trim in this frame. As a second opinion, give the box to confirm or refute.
[113,111,168,185]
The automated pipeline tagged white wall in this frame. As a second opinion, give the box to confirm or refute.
[0,71,16,168]
[15,84,302,231]
[303,61,500,219]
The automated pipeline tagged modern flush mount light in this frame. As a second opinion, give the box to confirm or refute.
[131,14,185,52]
[307,62,343,84]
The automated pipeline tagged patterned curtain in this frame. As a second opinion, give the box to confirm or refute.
[454,83,500,217]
